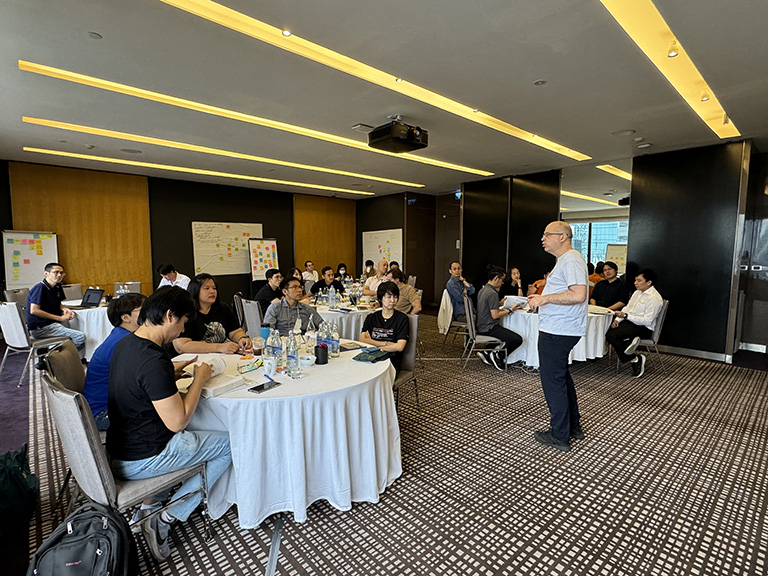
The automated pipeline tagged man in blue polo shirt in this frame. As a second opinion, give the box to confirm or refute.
[26,262,85,351]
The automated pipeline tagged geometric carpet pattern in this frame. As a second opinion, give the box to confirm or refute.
[27,315,768,575]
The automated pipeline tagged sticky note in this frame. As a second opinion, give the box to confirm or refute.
[219,257,224,261]
[14,239,20,243]
[6,238,13,244]
[226,225,230,228]
[33,234,40,239]
[21,239,28,244]
[13,250,20,255]
[12,256,18,261]
[37,250,43,255]
[13,261,19,267]
[23,259,30,264]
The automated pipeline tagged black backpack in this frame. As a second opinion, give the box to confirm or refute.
[27,502,139,576]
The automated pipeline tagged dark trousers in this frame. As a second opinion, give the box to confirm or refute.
[605,320,653,363]
[479,324,523,354]
[538,332,581,444]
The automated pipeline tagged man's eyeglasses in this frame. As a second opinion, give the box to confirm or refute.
[48,270,66,276]
[542,232,565,237]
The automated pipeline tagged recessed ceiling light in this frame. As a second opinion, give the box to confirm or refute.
[59,140,67,143]
[87,31,103,40]
[395,78,403,83]
[637,142,653,149]
[561,190,620,207]
[700,89,710,102]
[603,192,614,197]
[84,144,95,150]
[23,116,425,187]
[19,61,493,177]
[351,123,373,133]
[158,0,591,161]
[533,79,547,86]
[23,147,376,196]
[611,129,636,137]
[667,41,679,58]
[633,136,645,143]
[281,29,291,37]
[120,148,142,154]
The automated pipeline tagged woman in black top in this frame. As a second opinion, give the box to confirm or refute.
[360,281,410,373]
[176,273,252,354]
[499,266,524,298]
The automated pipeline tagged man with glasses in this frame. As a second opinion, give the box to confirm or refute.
[25,262,86,351]
[263,277,325,336]
[527,222,589,453]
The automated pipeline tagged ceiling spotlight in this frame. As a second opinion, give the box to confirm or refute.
[395,78,403,83]
[120,148,142,154]
[700,89,710,102]
[472,109,479,113]
[603,193,614,197]
[667,41,679,58]
[282,29,291,37]
[85,144,95,150]
[533,79,547,86]
[611,129,636,137]
[633,136,645,143]
[723,114,731,125]
[637,142,653,149]
[87,31,103,40]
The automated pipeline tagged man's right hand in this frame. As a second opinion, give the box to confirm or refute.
[194,361,214,383]
[218,341,240,354]
[60,309,75,321]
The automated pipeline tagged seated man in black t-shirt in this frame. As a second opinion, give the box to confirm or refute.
[360,281,410,373]
[107,286,232,563]
[589,261,629,311]
[311,266,346,295]
[254,268,283,313]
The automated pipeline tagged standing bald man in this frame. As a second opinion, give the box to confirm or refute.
[527,221,589,453]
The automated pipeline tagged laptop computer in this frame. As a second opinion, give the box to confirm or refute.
[70,288,104,309]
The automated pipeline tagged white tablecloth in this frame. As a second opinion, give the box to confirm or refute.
[65,305,111,361]
[316,306,373,340]
[502,311,613,368]
[186,351,401,528]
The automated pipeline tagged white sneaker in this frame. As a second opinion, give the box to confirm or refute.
[624,336,641,356]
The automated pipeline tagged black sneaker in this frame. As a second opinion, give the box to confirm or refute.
[142,513,173,562]
[490,351,506,371]
[624,336,641,356]
[570,425,585,440]
[476,351,492,366]
[634,354,646,378]
[533,429,571,452]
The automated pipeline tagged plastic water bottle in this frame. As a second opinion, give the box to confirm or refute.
[286,334,301,379]
[317,322,329,349]
[266,329,281,360]
[330,323,340,358]
[328,285,337,310]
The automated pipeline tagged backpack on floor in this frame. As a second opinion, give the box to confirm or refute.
[27,502,139,576]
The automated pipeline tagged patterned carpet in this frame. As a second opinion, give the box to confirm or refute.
[27,315,768,576]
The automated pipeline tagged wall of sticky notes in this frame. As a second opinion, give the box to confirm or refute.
[248,238,280,281]
[3,230,59,289]
[192,222,264,276]
[362,228,403,269]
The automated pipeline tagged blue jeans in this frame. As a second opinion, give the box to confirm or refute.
[111,430,231,522]
[93,408,110,431]
[538,332,581,444]
[30,322,86,351]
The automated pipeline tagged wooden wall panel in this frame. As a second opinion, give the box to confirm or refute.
[294,194,356,276]
[9,162,152,294]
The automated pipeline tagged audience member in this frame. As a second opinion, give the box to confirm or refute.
[499,266,524,298]
[156,263,191,290]
[360,281,410,373]
[386,268,421,314]
[83,293,147,431]
[175,273,251,354]
[476,266,523,371]
[527,268,551,297]
[363,259,389,296]
[254,268,283,312]
[605,268,663,378]
[286,267,302,281]
[590,261,628,311]
[446,260,475,321]
[107,286,231,562]
[362,259,375,279]
[264,277,324,336]
[389,261,400,272]
[335,263,353,282]
[25,262,86,351]
[302,261,319,283]
[286,267,311,303]
[311,266,346,295]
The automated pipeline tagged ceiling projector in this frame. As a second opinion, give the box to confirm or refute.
[368,120,428,153]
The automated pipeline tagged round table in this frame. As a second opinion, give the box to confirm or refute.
[63,301,111,361]
[185,349,401,528]
[315,305,374,340]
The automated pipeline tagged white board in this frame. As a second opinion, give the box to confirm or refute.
[192,222,263,276]
[248,238,280,281]
[605,244,628,274]
[362,228,403,270]
[3,231,59,289]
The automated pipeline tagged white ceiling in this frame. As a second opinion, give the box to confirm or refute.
[2,0,767,212]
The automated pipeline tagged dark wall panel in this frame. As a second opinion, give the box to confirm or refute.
[405,193,436,306]
[0,161,12,291]
[510,170,561,291]
[356,194,405,273]
[148,178,294,304]
[629,142,745,354]
[462,178,510,292]
[434,193,462,305]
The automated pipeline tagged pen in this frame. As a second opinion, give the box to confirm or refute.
[263,373,275,382]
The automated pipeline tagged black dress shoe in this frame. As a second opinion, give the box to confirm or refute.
[533,429,571,452]
[570,425,585,440]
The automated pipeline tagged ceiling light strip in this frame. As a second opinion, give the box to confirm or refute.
[18,61,492,177]
[599,0,739,139]
[22,117,425,188]
[561,190,620,207]
[158,0,591,161]
[23,147,375,195]
[595,164,632,181]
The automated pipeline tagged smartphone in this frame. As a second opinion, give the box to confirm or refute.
[247,382,271,394]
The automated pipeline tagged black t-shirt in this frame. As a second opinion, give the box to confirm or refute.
[591,279,630,309]
[254,284,283,314]
[362,310,410,372]
[499,280,524,298]
[310,279,346,295]
[180,303,240,343]
[106,334,178,461]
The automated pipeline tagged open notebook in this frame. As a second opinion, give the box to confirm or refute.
[176,355,246,398]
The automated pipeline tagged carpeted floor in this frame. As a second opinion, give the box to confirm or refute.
[24,316,768,576]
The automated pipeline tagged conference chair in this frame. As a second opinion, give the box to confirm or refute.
[407,275,417,287]
[460,294,507,371]
[114,281,141,294]
[439,290,467,345]
[242,299,263,340]
[304,280,314,295]
[233,292,246,329]
[62,283,83,300]
[41,373,213,539]
[393,314,420,409]
[0,301,69,387]
[611,300,670,375]
[4,287,29,310]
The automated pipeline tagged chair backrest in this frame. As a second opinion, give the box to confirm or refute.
[62,283,83,300]
[44,340,86,393]
[114,281,142,295]
[646,300,670,344]
[416,289,423,301]
[0,301,32,349]
[463,294,477,340]
[400,314,419,373]
[242,299,263,339]
[304,279,314,295]
[407,275,417,287]
[233,292,245,329]
[41,373,116,507]
[4,287,29,308]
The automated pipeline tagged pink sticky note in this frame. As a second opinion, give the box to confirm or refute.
[23,259,30,264]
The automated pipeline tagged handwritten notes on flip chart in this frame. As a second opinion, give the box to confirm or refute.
[3,231,59,289]
[192,222,263,276]
[248,238,279,281]
[362,229,403,269]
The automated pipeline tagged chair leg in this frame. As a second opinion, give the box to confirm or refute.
[200,463,212,541]
[0,347,12,378]
[52,468,73,517]
[18,349,34,388]
[265,513,285,576]
[462,341,476,369]
[650,345,667,376]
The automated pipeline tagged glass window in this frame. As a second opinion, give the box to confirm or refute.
[590,221,627,263]
[571,223,590,261]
